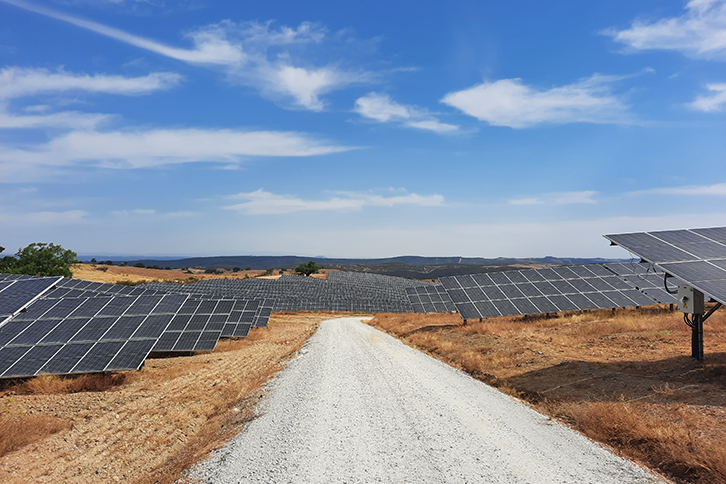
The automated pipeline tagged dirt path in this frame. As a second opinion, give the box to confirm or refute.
[192,317,664,483]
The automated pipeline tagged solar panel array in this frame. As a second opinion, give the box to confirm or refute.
[0,273,274,378]
[144,271,426,313]
[604,227,726,305]
[0,293,189,378]
[406,285,456,313]
[440,264,662,320]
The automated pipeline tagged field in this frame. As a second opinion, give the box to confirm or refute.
[0,312,334,483]
[367,307,726,484]
[70,263,330,284]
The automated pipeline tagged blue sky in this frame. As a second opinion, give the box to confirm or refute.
[0,0,724,259]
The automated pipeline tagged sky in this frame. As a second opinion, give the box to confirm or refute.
[0,0,724,259]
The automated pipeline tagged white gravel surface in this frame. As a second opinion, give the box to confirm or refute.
[190,317,665,483]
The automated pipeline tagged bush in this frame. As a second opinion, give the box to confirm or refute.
[232,267,240,273]
[295,260,320,277]
[133,262,145,268]
[0,243,78,278]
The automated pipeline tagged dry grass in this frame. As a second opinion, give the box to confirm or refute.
[0,415,72,458]
[368,304,726,484]
[9,373,135,395]
[0,312,331,483]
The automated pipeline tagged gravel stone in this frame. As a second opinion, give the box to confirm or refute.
[190,317,665,483]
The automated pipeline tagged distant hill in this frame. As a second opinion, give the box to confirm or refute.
[100,255,627,280]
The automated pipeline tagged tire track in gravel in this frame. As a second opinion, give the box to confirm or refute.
[193,317,666,484]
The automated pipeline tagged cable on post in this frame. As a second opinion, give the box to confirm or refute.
[664,273,678,295]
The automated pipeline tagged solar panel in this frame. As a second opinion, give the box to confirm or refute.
[151,297,246,352]
[0,293,188,378]
[406,285,456,313]
[604,226,726,305]
[0,277,63,322]
[440,264,662,320]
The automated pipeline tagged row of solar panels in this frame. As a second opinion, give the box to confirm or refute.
[143,271,422,314]
[428,262,682,320]
[0,274,273,379]
[406,226,725,321]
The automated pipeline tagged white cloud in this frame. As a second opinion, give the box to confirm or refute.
[224,189,444,215]
[0,106,110,129]
[354,92,459,133]
[110,209,199,218]
[508,191,597,205]
[0,67,181,99]
[606,0,726,60]
[629,182,726,196]
[2,1,374,111]
[441,75,628,128]
[404,120,459,134]
[0,127,354,180]
[688,83,726,111]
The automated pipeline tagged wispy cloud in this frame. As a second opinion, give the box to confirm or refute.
[0,105,111,129]
[2,1,375,111]
[0,127,355,181]
[605,0,726,60]
[629,182,726,196]
[110,209,199,218]
[224,189,444,215]
[441,74,631,128]
[0,67,181,99]
[354,92,459,134]
[688,83,726,112]
[508,191,598,205]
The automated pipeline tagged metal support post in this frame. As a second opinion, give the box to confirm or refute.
[691,314,703,361]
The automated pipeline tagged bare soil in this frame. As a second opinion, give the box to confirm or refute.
[0,312,338,483]
[71,264,331,285]
[367,306,726,484]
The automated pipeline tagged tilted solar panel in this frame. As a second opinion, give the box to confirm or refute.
[406,285,456,313]
[604,226,726,305]
[0,293,188,378]
[0,276,63,323]
[440,264,662,320]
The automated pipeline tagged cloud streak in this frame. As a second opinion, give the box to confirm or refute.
[1,0,243,64]
[605,0,726,60]
[224,189,444,215]
[354,92,459,133]
[0,67,182,99]
[0,127,355,181]
[508,191,598,205]
[441,75,630,128]
[629,182,726,196]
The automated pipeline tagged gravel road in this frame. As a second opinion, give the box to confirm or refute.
[191,317,665,483]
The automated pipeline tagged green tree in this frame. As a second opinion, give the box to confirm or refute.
[0,242,78,277]
[295,260,320,277]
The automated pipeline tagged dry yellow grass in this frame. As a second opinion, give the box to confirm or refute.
[71,263,333,285]
[368,305,726,484]
[0,312,331,483]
